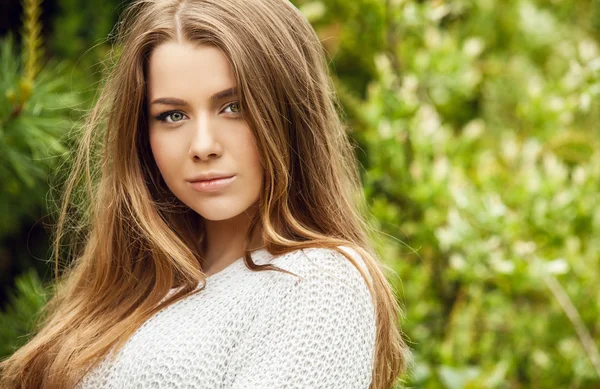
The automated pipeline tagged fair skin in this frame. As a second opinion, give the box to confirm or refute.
[147,41,264,276]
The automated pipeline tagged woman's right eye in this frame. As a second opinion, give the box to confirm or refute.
[155,111,187,124]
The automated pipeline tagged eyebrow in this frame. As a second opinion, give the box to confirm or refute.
[150,87,238,106]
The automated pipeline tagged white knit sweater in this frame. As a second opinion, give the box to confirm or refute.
[76,246,376,389]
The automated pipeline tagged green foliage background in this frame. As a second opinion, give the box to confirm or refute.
[1,0,598,388]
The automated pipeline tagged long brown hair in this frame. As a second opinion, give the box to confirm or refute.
[0,0,410,387]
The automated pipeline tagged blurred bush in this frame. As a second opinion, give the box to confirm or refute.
[0,0,121,308]
[0,0,86,304]
[298,0,600,387]
[0,268,51,356]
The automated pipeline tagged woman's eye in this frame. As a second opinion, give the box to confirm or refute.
[154,102,241,124]
[155,111,186,124]
[223,101,242,114]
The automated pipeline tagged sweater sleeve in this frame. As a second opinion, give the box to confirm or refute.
[228,248,376,389]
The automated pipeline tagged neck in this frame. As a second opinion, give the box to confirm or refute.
[200,203,264,272]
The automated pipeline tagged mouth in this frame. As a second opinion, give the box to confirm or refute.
[191,175,234,183]
[187,173,236,183]
[188,175,236,192]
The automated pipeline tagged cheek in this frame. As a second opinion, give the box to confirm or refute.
[149,132,173,176]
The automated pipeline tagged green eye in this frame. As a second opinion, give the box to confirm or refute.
[223,101,242,114]
[155,111,186,123]
[168,112,184,121]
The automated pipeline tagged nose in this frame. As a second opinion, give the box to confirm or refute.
[188,112,223,161]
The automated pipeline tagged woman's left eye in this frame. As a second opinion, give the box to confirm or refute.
[222,101,242,114]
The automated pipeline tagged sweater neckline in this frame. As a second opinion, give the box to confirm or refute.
[203,247,271,282]
[167,248,273,293]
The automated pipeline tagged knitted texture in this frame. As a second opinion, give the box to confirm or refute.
[76,246,376,389]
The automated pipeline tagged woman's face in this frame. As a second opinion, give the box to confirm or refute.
[147,41,263,221]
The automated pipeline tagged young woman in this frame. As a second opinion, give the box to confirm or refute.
[0,0,410,388]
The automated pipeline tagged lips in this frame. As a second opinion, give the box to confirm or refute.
[187,173,235,183]
[195,176,233,183]
[188,175,236,192]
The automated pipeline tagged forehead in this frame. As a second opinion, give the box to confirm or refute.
[146,42,235,99]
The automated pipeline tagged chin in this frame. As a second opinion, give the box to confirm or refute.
[192,204,251,221]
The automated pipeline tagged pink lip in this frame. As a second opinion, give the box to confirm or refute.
[188,175,236,193]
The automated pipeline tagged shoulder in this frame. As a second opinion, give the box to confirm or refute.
[267,245,375,317]
[301,245,372,284]
[272,245,373,292]
[226,246,377,388]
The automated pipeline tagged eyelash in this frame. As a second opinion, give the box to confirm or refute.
[154,101,242,124]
